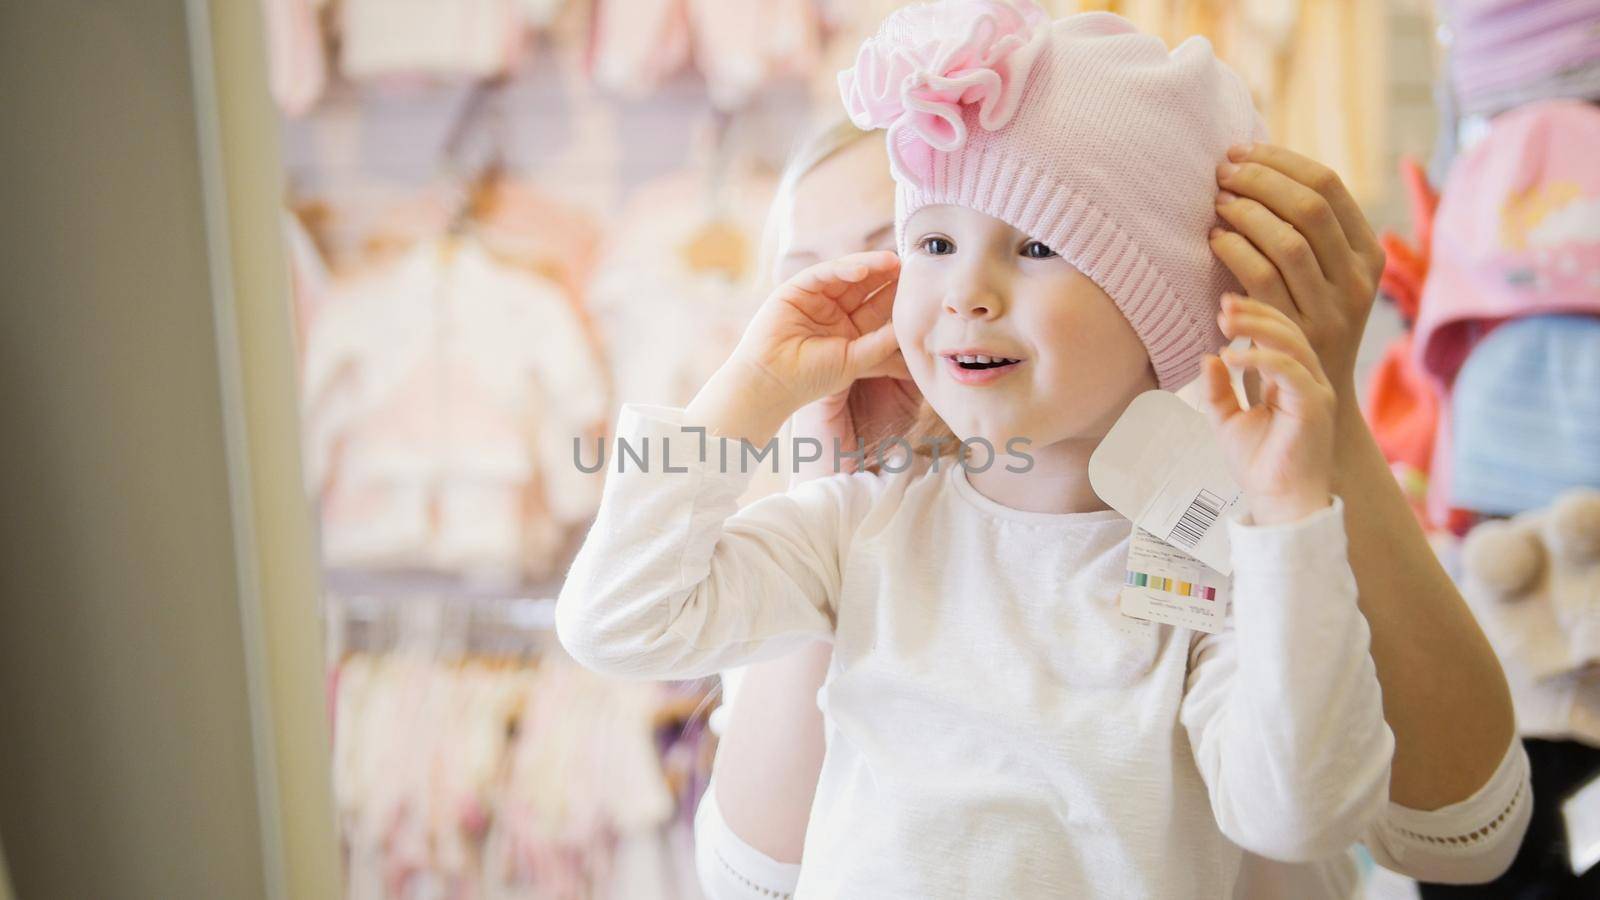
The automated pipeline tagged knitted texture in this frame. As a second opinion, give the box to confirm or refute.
[839,2,1267,388]
[1440,0,1600,118]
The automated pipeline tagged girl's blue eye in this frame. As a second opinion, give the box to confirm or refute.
[1022,241,1057,259]
[921,236,954,256]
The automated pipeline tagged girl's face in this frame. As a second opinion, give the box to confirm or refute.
[775,137,898,282]
[896,204,1157,453]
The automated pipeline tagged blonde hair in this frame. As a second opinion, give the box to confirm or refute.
[762,118,963,476]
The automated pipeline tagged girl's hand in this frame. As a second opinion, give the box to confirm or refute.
[723,250,904,416]
[788,264,922,476]
[1200,295,1337,527]
[1209,142,1387,393]
[792,372,923,477]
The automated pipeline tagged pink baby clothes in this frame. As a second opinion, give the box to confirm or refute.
[686,0,821,110]
[301,237,609,583]
[339,0,524,81]
[584,167,776,411]
[588,0,693,100]
[1441,0,1600,117]
[262,0,327,116]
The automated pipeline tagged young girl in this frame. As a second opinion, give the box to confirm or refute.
[694,120,1530,900]
[558,4,1395,895]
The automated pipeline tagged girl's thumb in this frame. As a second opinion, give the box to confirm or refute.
[843,320,901,380]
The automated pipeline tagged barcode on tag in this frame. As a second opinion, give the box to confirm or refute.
[1168,489,1223,549]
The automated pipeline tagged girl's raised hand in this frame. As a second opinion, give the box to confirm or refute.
[1200,295,1337,527]
[726,250,904,415]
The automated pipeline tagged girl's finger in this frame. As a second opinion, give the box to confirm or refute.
[785,251,900,305]
[1217,296,1322,382]
[861,347,913,381]
[1214,193,1326,318]
[1227,142,1385,270]
[1208,227,1296,321]
[1217,160,1351,285]
[1199,354,1243,428]
[844,319,902,380]
[1220,345,1329,418]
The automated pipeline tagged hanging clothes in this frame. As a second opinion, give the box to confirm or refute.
[261,0,329,116]
[301,234,609,584]
[339,0,525,82]
[584,165,776,413]
[686,0,822,110]
[587,0,695,100]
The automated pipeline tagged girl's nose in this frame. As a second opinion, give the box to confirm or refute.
[945,286,1003,320]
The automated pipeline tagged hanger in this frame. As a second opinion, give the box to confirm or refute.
[437,75,513,248]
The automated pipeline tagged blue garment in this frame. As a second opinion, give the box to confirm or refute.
[1451,314,1600,515]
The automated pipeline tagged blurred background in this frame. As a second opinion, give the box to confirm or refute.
[3,1,1598,898]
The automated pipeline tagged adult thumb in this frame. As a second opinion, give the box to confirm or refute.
[843,320,901,380]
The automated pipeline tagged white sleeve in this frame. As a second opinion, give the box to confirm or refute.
[693,779,803,900]
[1361,735,1531,884]
[555,402,876,680]
[1180,496,1396,863]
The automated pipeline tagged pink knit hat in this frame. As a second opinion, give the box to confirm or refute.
[1408,98,1600,526]
[1413,98,1600,391]
[838,0,1267,389]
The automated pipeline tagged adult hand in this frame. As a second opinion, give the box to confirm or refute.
[1209,142,1387,393]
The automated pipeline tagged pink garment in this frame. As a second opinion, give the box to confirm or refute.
[588,0,693,99]
[339,0,524,81]
[685,0,821,110]
[261,0,327,116]
[585,168,775,411]
[301,238,609,584]
[1441,0,1600,116]
[839,3,1268,389]
[1411,99,1600,524]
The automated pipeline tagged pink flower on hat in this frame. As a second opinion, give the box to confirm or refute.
[838,0,1053,187]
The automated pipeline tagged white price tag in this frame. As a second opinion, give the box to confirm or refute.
[1088,389,1246,575]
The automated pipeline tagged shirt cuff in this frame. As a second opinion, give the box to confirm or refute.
[612,401,768,498]
[1226,495,1349,575]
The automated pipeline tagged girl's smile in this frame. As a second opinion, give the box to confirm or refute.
[942,352,1026,385]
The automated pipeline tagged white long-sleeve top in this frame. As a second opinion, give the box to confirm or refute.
[692,729,1531,900]
[557,402,1396,898]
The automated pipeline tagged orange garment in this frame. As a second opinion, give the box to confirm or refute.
[1365,333,1438,492]
[1364,156,1449,530]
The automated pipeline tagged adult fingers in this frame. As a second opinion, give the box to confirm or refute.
[1227,142,1384,273]
[1216,159,1350,285]
[1214,192,1326,319]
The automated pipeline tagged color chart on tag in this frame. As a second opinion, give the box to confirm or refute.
[1124,569,1218,600]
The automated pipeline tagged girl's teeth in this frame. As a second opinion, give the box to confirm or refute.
[975,355,992,364]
